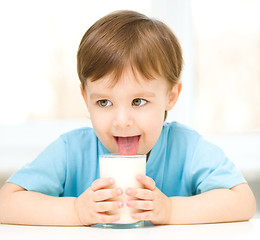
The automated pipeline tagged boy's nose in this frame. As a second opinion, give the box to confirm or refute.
[112,108,134,128]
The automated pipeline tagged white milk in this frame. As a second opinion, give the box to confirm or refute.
[99,154,146,224]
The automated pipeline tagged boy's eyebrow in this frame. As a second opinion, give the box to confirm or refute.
[89,93,110,99]
[89,91,156,99]
[133,91,156,98]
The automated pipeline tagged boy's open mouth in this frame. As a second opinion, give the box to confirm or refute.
[114,135,140,155]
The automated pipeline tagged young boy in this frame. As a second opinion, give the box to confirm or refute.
[0,10,256,226]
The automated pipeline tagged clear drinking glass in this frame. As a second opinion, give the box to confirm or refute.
[99,154,146,229]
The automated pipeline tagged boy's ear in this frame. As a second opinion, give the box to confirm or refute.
[80,85,88,107]
[165,82,182,111]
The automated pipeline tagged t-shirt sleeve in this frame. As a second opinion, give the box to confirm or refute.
[7,136,67,197]
[189,137,247,194]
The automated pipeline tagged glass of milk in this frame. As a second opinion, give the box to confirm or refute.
[99,154,146,228]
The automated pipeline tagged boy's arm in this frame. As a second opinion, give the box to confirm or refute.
[0,183,80,226]
[169,183,256,224]
[0,179,123,226]
[126,175,256,225]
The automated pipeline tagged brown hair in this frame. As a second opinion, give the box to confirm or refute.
[77,10,183,90]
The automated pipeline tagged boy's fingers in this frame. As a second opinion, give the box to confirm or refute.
[131,211,152,221]
[136,175,156,191]
[95,201,123,212]
[126,200,153,210]
[126,188,153,200]
[91,178,114,191]
[93,188,123,202]
[97,213,120,223]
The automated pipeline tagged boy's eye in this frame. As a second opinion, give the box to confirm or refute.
[132,98,147,106]
[98,99,112,107]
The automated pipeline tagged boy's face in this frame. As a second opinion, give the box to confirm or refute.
[81,67,181,155]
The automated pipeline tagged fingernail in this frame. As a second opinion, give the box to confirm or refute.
[126,200,132,207]
[109,178,114,184]
[125,188,132,195]
[118,201,123,208]
[137,175,143,180]
[114,215,120,221]
[117,188,123,195]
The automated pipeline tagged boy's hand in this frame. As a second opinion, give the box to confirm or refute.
[125,175,172,225]
[74,178,123,226]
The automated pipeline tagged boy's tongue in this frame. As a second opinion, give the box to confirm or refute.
[117,136,140,155]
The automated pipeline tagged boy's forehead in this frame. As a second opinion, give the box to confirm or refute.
[86,74,170,100]
[86,67,167,90]
[87,74,151,91]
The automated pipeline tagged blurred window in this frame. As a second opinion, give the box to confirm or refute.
[0,0,152,124]
[192,0,260,134]
[1,0,259,136]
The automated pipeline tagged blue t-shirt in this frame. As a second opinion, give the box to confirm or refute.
[7,122,246,197]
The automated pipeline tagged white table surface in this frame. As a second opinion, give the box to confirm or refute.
[1,219,260,240]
